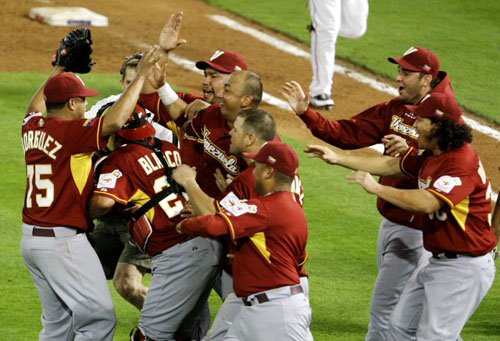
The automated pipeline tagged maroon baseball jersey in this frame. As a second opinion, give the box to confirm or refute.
[181,191,308,297]
[400,145,497,255]
[93,142,189,256]
[22,112,107,231]
[217,164,304,207]
[182,104,247,198]
[139,92,203,168]
[299,71,455,229]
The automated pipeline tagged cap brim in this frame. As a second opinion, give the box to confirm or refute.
[388,57,422,73]
[80,88,100,98]
[242,151,259,160]
[195,61,232,74]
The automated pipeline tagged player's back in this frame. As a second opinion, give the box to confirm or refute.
[22,113,106,230]
[98,141,189,255]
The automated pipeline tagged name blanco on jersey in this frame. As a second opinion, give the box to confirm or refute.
[202,127,239,175]
[390,115,419,139]
[138,150,182,175]
[22,130,62,160]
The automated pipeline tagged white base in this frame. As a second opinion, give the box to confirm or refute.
[29,7,108,27]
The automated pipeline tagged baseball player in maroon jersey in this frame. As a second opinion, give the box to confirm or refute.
[140,49,248,168]
[21,45,160,340]
[172,109,311,340]
[177,141,311,340]
[144,69,262,199]
[281,46,455,340]
[306,93,497,340]
[88,107,221,341]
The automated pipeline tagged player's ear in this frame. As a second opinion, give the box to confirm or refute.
[240,95,253,108]
[245,133,256,149]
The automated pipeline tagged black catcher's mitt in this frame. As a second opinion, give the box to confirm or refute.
[52,28,94,73]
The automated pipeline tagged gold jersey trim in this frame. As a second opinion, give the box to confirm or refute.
[450,196,470,231]
[129,189,154,221]
[249,232,271,264]
[70,152,94,195]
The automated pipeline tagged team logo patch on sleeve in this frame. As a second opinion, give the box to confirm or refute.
[220,192,257,217]
[97,169,122,189]
[433,175,462,194]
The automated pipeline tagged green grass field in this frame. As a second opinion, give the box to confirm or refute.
[1,72,500,339]
[207,0,500,124]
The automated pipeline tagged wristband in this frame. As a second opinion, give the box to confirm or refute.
[157,83,179,106]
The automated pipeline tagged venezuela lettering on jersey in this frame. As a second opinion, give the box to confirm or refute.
[202,127,239,175]
[390,115,418,139]
[22,129,62,160]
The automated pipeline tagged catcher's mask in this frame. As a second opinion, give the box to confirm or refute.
[116,103,155,141]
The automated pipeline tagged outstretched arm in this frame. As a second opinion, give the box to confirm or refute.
[345,171,443,213]
[101,45,160,136]
[27,66,65,114]
[304,144,404,177]
[88,195,116,219]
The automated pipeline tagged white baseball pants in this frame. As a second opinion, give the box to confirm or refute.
[365,218,430,341]
[21,224,116,341]
[387,250,496,340]
[309,0,369,98]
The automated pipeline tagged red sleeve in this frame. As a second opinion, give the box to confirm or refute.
[425,160,475,210]
[181,214,232,237]
[300,104,389,149]
[139,92,171,125]
[63,115,107,154]
[93,157,134,205]
[400,147,425,178]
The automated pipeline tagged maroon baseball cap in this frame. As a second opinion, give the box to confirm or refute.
[44,73,99,104]
[196,50,248,74]
[406,93,462,122]
[388,46,440,78]
[244,141,299,177]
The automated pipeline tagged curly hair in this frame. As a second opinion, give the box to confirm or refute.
[428,118,473,152]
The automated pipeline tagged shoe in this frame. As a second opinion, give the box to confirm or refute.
[310,94,334,110]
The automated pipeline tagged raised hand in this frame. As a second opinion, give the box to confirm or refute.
[345,170,379,194]
[159,12,187,52]
[303,144,339,165]
[382,134,409,157]
[279,81,310,115]
[185,99,210,121]
[148,63,168,90]
[135,45,161,79]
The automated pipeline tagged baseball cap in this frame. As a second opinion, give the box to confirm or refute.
[243,141,299,177]
[116,104,156,140]
[388,46,440,78]
[44,73,99,104]
[406,93,462,122]
[196,50,248,74]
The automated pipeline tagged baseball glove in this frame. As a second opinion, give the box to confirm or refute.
[52,28,94,73]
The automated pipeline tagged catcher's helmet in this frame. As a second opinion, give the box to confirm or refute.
[116,103,155,141]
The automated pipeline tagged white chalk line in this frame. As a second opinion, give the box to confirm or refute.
[207,14,500,143]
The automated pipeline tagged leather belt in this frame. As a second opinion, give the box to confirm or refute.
[32,227,56,237]
[31,227,82,237]
[242,284,303,306]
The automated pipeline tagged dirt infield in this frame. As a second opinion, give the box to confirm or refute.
[4,0,499,191]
